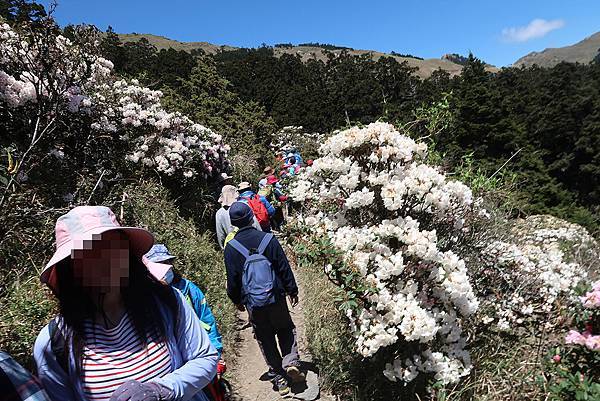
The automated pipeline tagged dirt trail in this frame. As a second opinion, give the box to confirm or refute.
[228,263,336,401]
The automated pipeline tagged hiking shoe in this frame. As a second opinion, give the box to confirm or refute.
[274,376,290,397]
[286,365,306,383]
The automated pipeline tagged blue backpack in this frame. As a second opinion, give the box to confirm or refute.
[228,234,279,310]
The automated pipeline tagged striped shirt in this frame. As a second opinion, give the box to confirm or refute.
[81,313,172,401]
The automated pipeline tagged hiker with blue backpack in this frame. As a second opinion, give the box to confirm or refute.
[223,202,305,397]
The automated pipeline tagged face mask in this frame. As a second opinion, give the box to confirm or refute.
[162,268,174,285]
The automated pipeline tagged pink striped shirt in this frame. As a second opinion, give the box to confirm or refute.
[81,313,172,400]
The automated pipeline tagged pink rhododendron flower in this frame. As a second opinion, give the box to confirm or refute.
[565,330,586,345]
[580,286,600,309]
[584,335,600,351]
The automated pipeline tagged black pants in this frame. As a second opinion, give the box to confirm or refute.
[270,207,285,230]
[248,298,299,376]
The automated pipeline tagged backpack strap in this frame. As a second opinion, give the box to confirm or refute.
[48,318,69,373]
[257,234,273,255]
[228,239,250,259]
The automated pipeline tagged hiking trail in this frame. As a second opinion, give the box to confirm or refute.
[227,259,336,401]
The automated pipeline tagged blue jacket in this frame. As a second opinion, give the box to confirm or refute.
[33,289,218,401]
[224,227,298,306]
[173,278,223,355]
[238,191,275,217]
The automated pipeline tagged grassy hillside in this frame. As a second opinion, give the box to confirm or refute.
[117,33,499,78]
[515,31,600,67]
[118,33,238,53]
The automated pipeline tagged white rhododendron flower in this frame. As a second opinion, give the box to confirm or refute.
[290,122,482,385]
[480,215,595,330]
[0,22,229,180]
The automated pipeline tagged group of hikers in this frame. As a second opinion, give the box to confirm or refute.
[1,164,309,400]
[215,159,301,240]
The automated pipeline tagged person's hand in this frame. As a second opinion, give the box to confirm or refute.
[236,303,246,312]
[109,380,172,401]
[289,294,299,307]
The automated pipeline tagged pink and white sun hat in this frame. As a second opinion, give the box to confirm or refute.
[41,206,154,291]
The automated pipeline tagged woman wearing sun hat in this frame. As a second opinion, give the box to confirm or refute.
[33,206,218,401]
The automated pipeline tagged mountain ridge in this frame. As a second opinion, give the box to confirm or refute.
[514,31,600,67]
[117,33,500,79]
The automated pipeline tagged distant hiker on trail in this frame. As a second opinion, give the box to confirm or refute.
[258,175,288,231]
[144,244,228,401]
[34,206,218,401]
[237,182,275,233]
[1,351,51,401]
[216,185,262,249]
[281,153,302,178]
[217,172,233,187]
[290,149,303,166]
[214,172,234,202]
[223,202,305,397]
[259,175,287,203]
[258,166,275,190]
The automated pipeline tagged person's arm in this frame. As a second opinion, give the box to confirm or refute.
[216,211,226,250]
[152,290,219,400]
[188,283,223,355]
[224,248,243,305]
[260,196,276,216]
[33,322,77,401]
[268,238,298,296]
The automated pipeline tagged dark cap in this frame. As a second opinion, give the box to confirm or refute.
[229,201,254,228]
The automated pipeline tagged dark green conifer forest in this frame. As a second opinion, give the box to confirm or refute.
[96,30,600,231]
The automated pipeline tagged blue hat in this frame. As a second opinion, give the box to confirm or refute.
[229,201,254,228]
[144,244,176,263]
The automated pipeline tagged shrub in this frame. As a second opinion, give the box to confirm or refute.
[543,280,600,401]
[289,122,484,388]
[287,227,428,400]
[0,18,229,217]
[285,121,600,400]
[0,278,56,371]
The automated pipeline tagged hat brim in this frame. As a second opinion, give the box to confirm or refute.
[150,255,176,263]
[41,226,154,290]
[143,258,173,282]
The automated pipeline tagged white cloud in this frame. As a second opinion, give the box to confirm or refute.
[501,19,565,43]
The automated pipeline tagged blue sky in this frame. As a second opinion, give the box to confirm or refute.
[39,0,600,66]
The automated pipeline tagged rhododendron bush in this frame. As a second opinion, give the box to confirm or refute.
[289,122,487,385]
[287,122,600,391]
[480,215,598,332]
[543,280,600,400]
[0,19,228,200]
